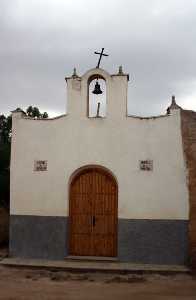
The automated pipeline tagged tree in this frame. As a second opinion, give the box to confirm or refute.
[42,112,48,119]
[0,115,12,144]
[0,126,10,208]
[0,106,49,208]
[0,147,10,208]
[26,106,48,119]
[26,105,33,117]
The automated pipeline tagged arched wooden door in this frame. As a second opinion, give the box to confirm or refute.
[69,167,118,257]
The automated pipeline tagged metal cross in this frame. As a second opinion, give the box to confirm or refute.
[94,48,109,68]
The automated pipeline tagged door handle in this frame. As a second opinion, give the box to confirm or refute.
[92,216,96,227]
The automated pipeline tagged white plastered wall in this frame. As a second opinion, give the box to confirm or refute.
[10,68,189,220]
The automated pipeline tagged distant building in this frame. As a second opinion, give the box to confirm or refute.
[9,66,196,266]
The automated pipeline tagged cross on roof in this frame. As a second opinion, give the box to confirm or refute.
[94,48,109,68]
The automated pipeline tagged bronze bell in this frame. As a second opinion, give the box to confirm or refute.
[92,81,103,94]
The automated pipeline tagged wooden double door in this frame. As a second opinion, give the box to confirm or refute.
[69,167,118,257]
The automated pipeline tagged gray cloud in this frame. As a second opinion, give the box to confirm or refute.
[0,0,196,116]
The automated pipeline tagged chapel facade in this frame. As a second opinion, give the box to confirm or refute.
[9,66,196,266]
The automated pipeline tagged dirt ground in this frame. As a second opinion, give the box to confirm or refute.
[0,264,196,300]
[0,247,196,300]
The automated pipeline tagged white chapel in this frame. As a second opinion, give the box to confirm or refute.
[10,57,196,265]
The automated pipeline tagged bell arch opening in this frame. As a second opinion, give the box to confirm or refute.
[68,165,118,257]
[87,75,106,118]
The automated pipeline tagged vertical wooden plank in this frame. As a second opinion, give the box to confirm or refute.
[69,167,117,257]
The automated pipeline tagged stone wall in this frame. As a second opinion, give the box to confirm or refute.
[181,110,196,267]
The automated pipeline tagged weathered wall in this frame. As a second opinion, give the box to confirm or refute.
[181,110,196,267]
[10,68,189,220]
[9,68,190,263]
[9,215,188,264]
[9,215,68,260]
[118,219,188,264]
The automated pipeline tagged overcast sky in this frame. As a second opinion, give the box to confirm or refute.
[0,0,196,117]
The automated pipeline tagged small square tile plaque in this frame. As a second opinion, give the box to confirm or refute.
[140,160,153,171]
[34,160,47,171]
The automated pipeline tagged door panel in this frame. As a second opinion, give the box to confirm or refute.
[69,167,117,257]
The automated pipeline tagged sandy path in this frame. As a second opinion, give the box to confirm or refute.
[0,266,196,300]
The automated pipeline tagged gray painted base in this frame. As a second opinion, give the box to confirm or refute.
[118,219,189,265]
[10,215,68,260]
[10,215,188,264]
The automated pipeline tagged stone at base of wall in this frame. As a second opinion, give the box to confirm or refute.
[9,215,188,264]
[118,219,188,265]
[9,215,68,260]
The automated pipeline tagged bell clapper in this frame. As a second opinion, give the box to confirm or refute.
[96,102,101,117]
